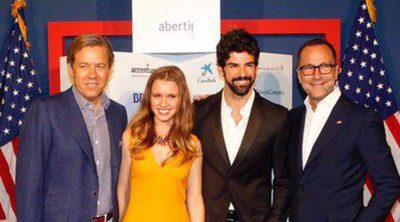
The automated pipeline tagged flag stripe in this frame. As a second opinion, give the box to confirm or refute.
[11,138,18,157]
[2,143,16,183]
[385,118,400,173]
[385,214,395,222]
[384,121,400,222]
[384,121,400,205]
[366,173,397,222]
[385,113,400,148]
[0,201,5,219]
[385,119,400,174]
[365,173,374,194]
[363,184,372,206]
[0,177,16,221]
[390,201,400,222]
[0,176,17,221]
[0,151,16,216]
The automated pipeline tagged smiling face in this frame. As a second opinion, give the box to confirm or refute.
[68,46,111,107]
[297,44,339,109]
[150,79,179,126]
[219,51,257,97]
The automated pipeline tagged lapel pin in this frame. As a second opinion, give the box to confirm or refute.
[336,120,342,125]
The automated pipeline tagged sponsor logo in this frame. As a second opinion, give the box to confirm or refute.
[257,88,285,96]
[258,64,285,73]
[159,20,194,36]
[132,92,144,103]
[130,64,156,78]
[197,63,216,83]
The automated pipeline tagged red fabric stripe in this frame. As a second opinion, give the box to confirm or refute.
[365,173,375,194]
[367,115,400,221]
[0,201,5,219]
[385,114,400,148]
[385,116,400,203]
[11,137,19,157]
[365,174,398,222]
[385,214,395,222]
[0,150,16,217]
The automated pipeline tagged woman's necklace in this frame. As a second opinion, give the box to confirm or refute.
[154,133,170,146]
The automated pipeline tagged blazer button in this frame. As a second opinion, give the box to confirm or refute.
[299,186,305,191]
[93,191,97,197]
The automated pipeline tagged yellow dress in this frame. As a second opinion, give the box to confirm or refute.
[122,145,194,222]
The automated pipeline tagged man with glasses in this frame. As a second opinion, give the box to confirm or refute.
[285,39,400,221]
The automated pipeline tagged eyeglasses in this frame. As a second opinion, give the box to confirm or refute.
[297,63,336,76]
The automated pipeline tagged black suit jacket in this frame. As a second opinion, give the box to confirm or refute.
[286,95,400,222]
[194,90,289,222]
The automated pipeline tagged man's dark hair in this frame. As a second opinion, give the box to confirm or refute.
[216,29,260,67]
[297,38,337,67]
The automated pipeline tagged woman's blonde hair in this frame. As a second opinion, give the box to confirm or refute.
[128,65,199,165]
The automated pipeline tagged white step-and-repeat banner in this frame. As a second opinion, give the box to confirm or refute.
[60,52,292,120]
[132,0,220,53]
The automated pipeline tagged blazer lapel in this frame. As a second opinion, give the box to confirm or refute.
[105,104,120,168]
[292,106,306,176]
[210,98,231,166]
[63,89,95,167]
[230,94,262,171]
[303,96,353,171]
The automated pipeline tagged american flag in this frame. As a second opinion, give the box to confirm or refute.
[339,0,400,221]
[0,1,41,220]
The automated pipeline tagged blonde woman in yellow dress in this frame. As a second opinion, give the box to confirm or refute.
[118,66,204,222]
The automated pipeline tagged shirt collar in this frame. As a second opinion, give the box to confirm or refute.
[221,88,255,117]
[304,85,341,112]
[72,86,110,111]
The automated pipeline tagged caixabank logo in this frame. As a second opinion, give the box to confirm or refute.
[197,63,216,83]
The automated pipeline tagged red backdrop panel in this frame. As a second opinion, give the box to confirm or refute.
[47,19,340,95]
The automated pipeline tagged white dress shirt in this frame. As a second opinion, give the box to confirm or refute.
[221,89,255,210]
[302,86,341,169]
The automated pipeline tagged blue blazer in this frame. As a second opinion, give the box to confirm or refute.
[286,95,400,222]
[16,88,127,222]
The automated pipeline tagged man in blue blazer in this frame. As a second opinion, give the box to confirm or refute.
[16,34,127,222]
[286,39,400,222]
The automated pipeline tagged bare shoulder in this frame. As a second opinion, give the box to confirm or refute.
[191,134,202,153]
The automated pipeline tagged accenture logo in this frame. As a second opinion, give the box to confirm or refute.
[197,63,216,83]
[130,64,156,78]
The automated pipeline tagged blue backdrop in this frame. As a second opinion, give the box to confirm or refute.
[1,0,399,108]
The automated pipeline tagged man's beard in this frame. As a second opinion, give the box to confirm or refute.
[226,76,255,96]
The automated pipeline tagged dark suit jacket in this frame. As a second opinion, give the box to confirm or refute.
[286,95,400,222]
[194,90,289,222]
[16,88,127,222]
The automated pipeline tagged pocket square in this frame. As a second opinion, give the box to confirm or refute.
[336,120,342,125]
